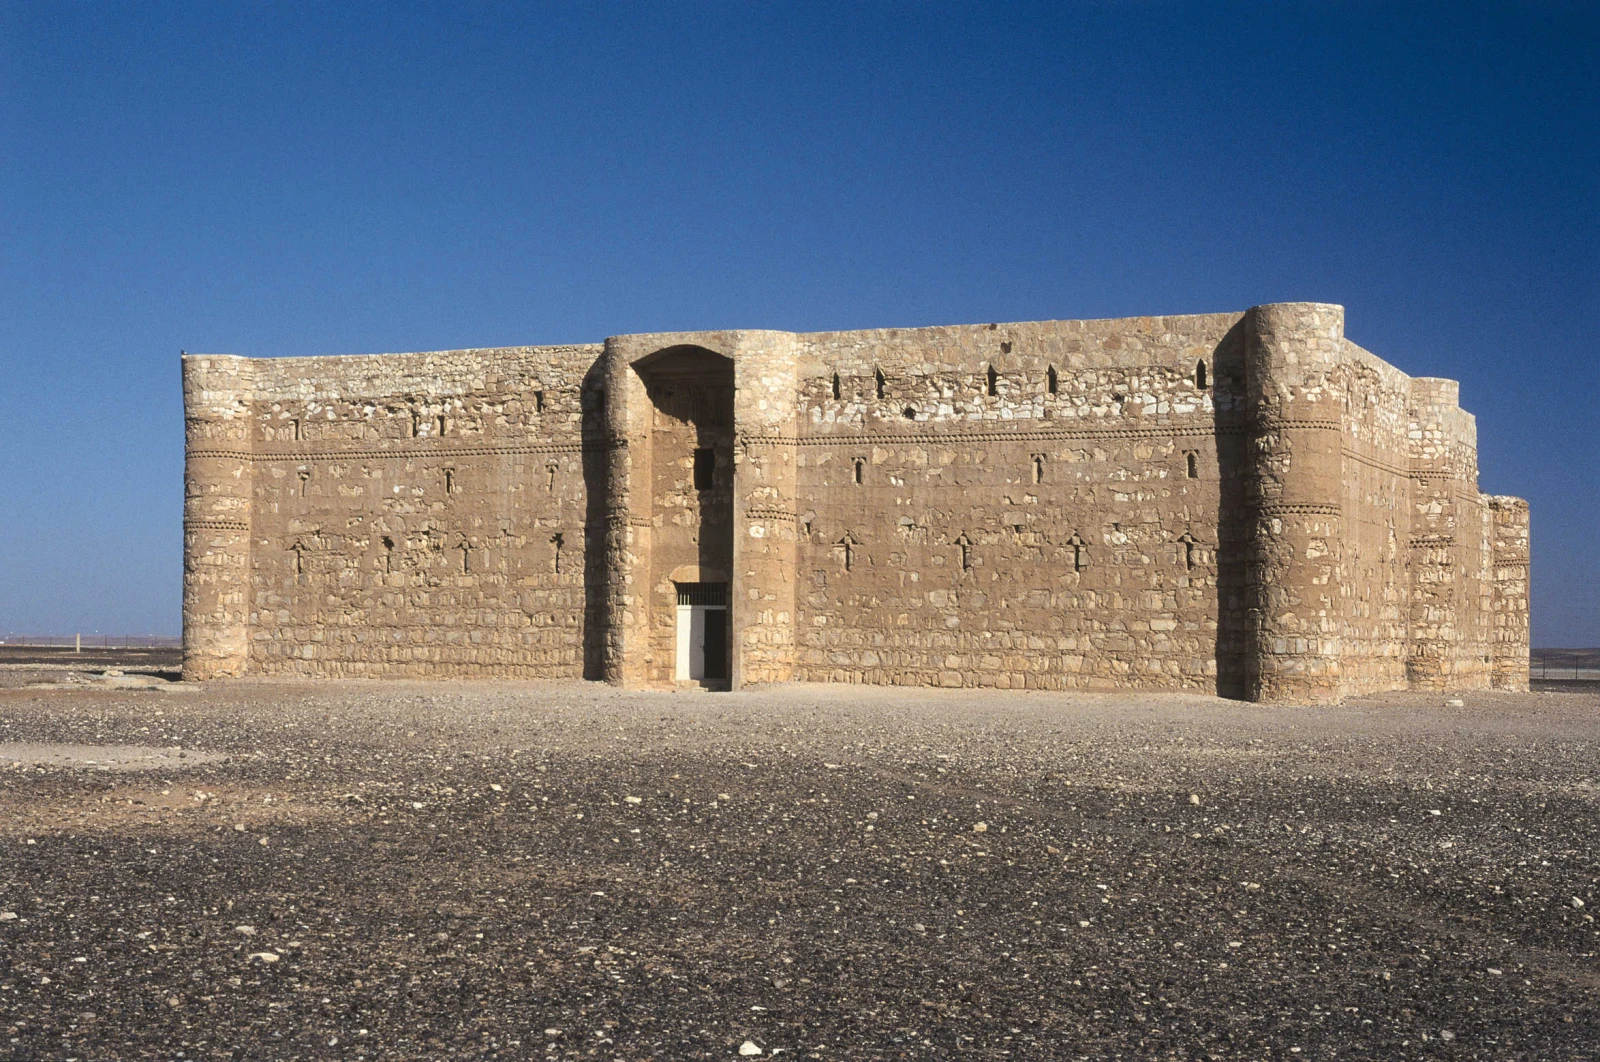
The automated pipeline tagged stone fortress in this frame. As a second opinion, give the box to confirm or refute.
[182,303,1529,704]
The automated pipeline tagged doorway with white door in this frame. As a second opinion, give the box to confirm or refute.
[674,582,729,686]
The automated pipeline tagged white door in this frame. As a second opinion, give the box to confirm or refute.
[675,604,727,681]
[675,604,701,680]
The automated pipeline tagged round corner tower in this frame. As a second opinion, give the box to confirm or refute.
[1240,302,1347,705]
[181,354,255,679]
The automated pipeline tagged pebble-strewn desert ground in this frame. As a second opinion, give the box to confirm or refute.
[1,661,1597,1060]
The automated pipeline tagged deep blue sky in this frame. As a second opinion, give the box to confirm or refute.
[2,2,1595,644]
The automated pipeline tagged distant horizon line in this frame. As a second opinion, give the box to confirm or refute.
[0,636,1594,652]
[0,633,180,644]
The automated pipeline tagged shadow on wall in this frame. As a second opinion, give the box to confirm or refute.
[581,361,609,680]
[1211,318,1256,700]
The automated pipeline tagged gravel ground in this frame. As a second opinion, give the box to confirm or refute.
[0,645,182,680]
[1,678,1597,1061]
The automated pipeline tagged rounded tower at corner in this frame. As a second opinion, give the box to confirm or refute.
[180,354,255,680]
[1238,303,1347,705]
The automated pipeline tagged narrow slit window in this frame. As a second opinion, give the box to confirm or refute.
[1047,366,1058,395]
[831,372,842,400]
[1195,359,1208,390]
[1032,454,1045,484]
[290,418,301,441]
[534,390,545,413]
[1186,451,1199,479]
[298,470,310,498]
[693,448,715,491]
[956,533,973,572]
[875,368,887,400]
[444,469,455,494]
[986,365,998,397]
[853,457,865,485]
[551,532,564,574]
[1068,532,1087,573]
[381,536,395,574]
[436,414,448,436]
[1179,533,1198,571]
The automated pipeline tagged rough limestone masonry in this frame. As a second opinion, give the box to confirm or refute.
[181,303,1529,704]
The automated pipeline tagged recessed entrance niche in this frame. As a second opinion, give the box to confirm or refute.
[633,345,736,687]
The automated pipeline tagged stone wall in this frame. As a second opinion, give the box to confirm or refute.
[184,345,603,679]
[787,313,1237,691]
[1406,377,1494,691]
[1487,496,1531,691]
[1335,344,1413,695]
[181,304,1530,700]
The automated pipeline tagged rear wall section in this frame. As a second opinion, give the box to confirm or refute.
[1335,343,1413,695]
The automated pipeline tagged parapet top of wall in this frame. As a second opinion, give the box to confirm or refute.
[1245,303,1347,374]
[185,308,1346,395]
[1407,374,1479,457]
[1409,376,1461,404]
[1341,340,1414,387]
[604,330,802,435]
[1249,301,1345,321]
[604,329,797,364]
[182,304,1492,422]
[791,311,1249,375]
[181,354,257,422]
[181,352,256,382]
[190,344,604,404]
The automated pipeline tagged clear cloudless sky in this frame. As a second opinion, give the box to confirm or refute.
[2,1,1596,645]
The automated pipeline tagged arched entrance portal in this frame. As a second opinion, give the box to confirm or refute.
[633,346,735,687]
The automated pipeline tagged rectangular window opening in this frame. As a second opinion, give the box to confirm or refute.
[676,582,729,607]
[693,448,715,491]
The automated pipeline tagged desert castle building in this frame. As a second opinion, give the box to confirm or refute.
[182,302,1529,703]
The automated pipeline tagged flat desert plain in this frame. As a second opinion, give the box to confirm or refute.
[1,673,1597,1060]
